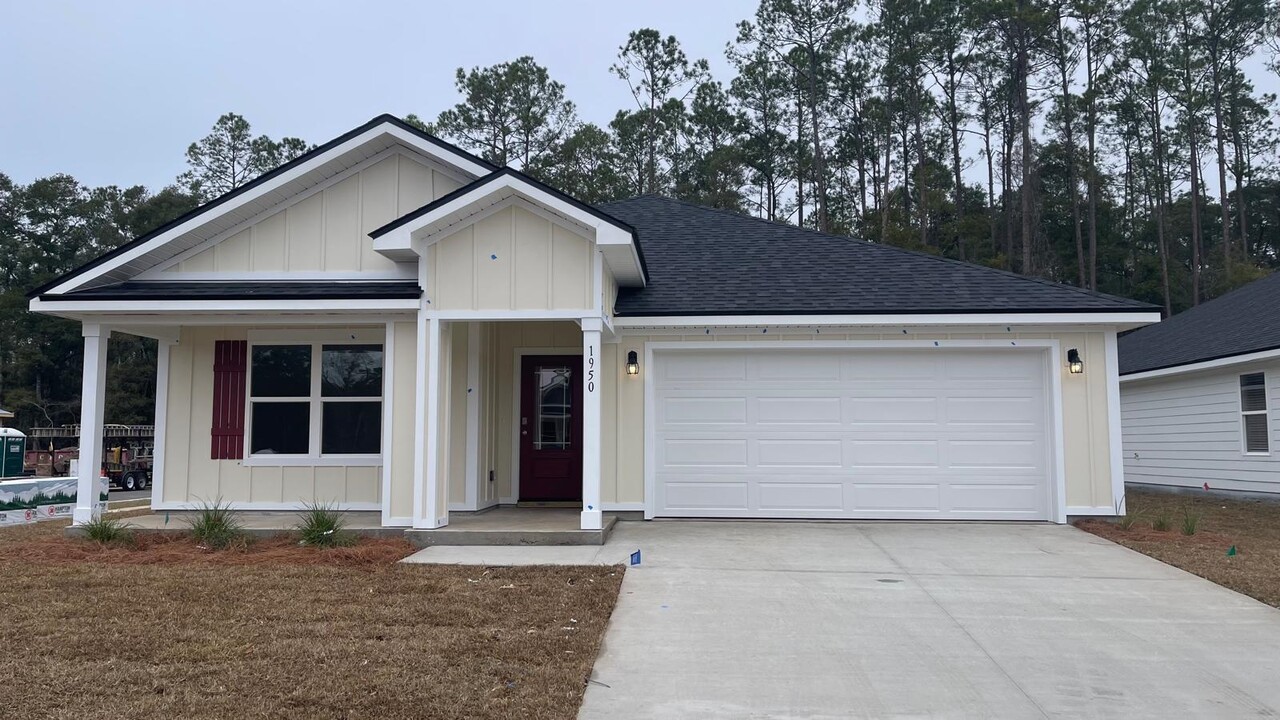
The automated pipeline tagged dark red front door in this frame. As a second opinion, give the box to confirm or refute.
[519,355,583,502]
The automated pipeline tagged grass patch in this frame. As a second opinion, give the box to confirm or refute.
[1181,508,1202,536]
[0,514,624,718]
[296,502,356,548]
[187,498,247,550]
[80,515,134,545]
[1151,508,1173,532]
[1077,488,1280,608]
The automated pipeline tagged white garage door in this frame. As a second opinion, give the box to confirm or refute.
[652,348,1053,520]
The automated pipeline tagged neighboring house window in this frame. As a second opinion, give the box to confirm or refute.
[248,343,383,458]
[1240,372,1270,454]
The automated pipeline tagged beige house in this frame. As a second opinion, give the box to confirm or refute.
[30,116,1160,530]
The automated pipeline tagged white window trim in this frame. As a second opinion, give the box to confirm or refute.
[1240,371,1271,456]
[244,332,385,466]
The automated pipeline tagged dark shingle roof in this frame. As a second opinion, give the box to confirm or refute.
[42,281,421,301]
[1119,271,1280,375]
[599,196,1155,317]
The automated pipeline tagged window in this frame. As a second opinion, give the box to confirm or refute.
[248,341,383,459]
[1240,372,1270,454]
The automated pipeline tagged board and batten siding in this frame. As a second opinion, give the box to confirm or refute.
[161,325,389,509]
[427,205,595,311]
[1122,360,1280,493]
[161,152,462,275]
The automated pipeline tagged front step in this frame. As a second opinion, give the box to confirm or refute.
[404,515,616,548]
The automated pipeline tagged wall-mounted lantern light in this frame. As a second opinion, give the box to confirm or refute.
[626,350,640,376]
[1067,348,1084,374]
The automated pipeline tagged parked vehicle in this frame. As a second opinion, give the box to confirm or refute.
[26,424,154,491]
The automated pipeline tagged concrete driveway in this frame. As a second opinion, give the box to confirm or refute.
[571,521,1280,719]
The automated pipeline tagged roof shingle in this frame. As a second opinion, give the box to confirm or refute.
[1118,271,1280,375]
[600,196,1155,317]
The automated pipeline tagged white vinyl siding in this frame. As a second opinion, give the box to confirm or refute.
[1122,361,1280,493]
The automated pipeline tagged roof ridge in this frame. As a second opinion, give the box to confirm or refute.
[617,195,1156,310]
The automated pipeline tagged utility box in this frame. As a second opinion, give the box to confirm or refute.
[0,428,26,478]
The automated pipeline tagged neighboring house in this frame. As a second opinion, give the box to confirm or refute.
[1120,272,1280,495]
[28,115,1160,529]
[0,408,12,428]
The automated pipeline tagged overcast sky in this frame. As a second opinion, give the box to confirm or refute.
[3,1,1277,194]
[0,0,752,190]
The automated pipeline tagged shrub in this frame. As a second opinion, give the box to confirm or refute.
[188,498,247,550]
[82,515,134,545]
[1181,509,1202,536]
[296,502,356,548]
[1116,510,1142,531]
[1152,509,1174,532]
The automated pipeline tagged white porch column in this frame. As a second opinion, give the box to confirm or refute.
[150,337,176,509]
[413,316,448,529]
[73,323,109,525]
[581,318,603,530]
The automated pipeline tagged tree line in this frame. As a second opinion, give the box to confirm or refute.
[1,0,1278,433]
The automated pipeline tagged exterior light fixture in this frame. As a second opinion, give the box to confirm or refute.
[1067,348,1084,374]
[626,350,639,376]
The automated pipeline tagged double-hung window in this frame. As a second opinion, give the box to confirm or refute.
[247,336,383,462]
[1240,372,1270,455]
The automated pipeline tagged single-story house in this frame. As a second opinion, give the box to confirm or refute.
[1120,271,1280,494]
[29,115,1160,529]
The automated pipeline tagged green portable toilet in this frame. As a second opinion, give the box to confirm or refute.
[0,428,25,477]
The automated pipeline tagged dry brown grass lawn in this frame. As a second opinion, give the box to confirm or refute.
[0,515,623,720]
[1077,488,1280,608]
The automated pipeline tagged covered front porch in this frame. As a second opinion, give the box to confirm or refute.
[410,317,618,532]
[60,313,626,535]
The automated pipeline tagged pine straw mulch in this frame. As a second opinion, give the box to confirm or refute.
[0,514,625,720]
[1076,488,1280,609]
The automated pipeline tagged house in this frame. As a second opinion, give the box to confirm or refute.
[1120,272,1280,495]
[28,115,1160,530]
[0,408,12,428]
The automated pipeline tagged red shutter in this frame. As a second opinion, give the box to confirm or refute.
[210,340,247,460]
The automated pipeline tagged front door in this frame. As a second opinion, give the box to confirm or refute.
[519,355,584,502]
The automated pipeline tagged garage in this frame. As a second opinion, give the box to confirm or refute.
[650,346,1057,520]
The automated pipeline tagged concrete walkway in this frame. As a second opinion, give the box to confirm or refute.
[410,520,1280,718]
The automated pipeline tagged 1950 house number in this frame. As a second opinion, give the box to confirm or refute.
[586,346,596,393]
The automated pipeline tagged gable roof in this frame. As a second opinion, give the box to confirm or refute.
[1119,270,1280,376]
[28,115,495,299]
[600,196,1157,317]
[370,166,647,285]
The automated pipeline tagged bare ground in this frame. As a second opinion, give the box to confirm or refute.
[0,515,623,719]
[1077,488,1280,608]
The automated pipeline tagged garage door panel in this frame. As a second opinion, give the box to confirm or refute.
[661,354,746,381]
[851,483,942,511]
[752,353,841,381]
[653,348,1053,521]
[948,483,1042,512]
[848,440,940,468]
[661,438,748,467]
[847,397,939,424]
[755,397,842,424]
[757,439,843,467]
[661,480,749,510]
[847,354,940,380]
[660,397,747,425]
[757,482,843,511]
[947,440,1043,469]
[946,396,1040,425]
